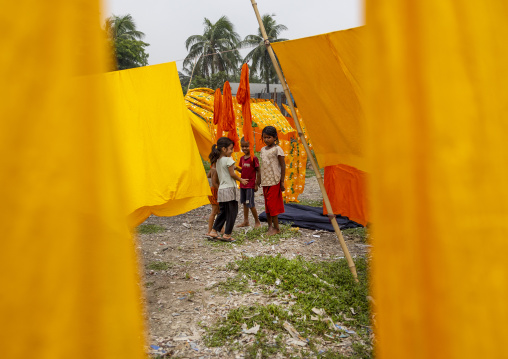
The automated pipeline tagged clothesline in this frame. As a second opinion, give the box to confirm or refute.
[172,44,258,63]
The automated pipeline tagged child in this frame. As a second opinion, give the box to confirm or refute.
[256,126,285,236]
[205,145,220,237]
[235,137,261,228]
[208,137,248,242]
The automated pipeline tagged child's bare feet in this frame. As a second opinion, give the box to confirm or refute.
[237,222,250,227]
[266,228,280,236]
[254,221,262,228]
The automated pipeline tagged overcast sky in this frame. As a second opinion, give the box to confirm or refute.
[105,0,364,71]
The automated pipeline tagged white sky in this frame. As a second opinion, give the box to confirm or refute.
[104,0,364,71]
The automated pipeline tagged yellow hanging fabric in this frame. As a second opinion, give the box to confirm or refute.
[272,28,365,170]
[103,63,211,227]
[0,0,145,358]
[189,110,214,159]
[365,1,508,358]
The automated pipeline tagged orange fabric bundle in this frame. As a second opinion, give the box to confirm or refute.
[222,81,239,151]
[236,63,254,156]
[323,164,367,226]
[213,88,223,140]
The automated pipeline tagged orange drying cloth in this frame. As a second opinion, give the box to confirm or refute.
[222,81,239,151]
[208,186,218,205]
[323,164,368,226]
[236,63,254,156]
[213,88,223,139]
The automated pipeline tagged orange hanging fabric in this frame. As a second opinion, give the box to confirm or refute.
[236,63,254,156]
[213,88,223,140]
[222,81,239,151]
[323,164,368,226]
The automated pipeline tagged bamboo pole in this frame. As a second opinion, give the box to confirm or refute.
[249,0,359,282]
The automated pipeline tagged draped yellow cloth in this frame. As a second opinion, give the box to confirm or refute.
[365,1,508,358]
[104,63,211,227]
[272,28,366,170]
[0,0,145,357]
[189,110,215,159]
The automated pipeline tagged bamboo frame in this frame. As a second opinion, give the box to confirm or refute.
[249,0,359,282]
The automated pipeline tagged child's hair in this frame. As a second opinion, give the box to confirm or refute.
[210,137,234,160]
[262,126,279,144]
[240,136,249,145]
[208,144,221,164]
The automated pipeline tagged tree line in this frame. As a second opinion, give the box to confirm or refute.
[105,14,287,94]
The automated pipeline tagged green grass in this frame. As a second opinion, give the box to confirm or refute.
[204,255,372,357]
[137,224,166,234]
[146,261,172,271]
[205,223,300,247]
[305,167,325,178]
[202,157,211,172]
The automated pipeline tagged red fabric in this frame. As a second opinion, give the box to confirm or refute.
[263,183,285,216]
[239,155,259,189]
[213,88,223,139]
[222,81,239,151]
[208,186,218,205]
[323,164,368,226]
[236,64,254,157]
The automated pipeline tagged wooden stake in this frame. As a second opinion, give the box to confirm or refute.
[249,0,359,282]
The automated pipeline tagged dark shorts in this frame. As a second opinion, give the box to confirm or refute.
[240,188,256,208]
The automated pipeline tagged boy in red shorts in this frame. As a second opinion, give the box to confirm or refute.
[236,138,261,228]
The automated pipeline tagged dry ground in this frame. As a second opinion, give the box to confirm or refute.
[138,176,371,358]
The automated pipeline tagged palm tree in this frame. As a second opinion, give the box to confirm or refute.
[105,14,149,70]
[242,14,288,93]
[105,14,145,43]
[184,16,241,79]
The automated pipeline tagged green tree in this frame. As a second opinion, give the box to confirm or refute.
[189,71,229,91]
[179,71,191,95]
[105,14,149,70]
[242,14,288,92]
[184,16,241,78]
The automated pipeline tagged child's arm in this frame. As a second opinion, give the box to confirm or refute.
[278,155,286,192]
[211,168,219,189]
[235,166,242,172]
[254,167,260,192]
[228,165,249,186]
[255,167,261,188]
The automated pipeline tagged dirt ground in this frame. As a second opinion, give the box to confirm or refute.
[138,176,370,358]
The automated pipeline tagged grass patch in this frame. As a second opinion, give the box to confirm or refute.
[204,223,300,247]
[234,223,301,245]
[205,255,371,356]
[297,198,323,207]
[146,261,171,271]
[342,227,368,243]
[137,224,166,234]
